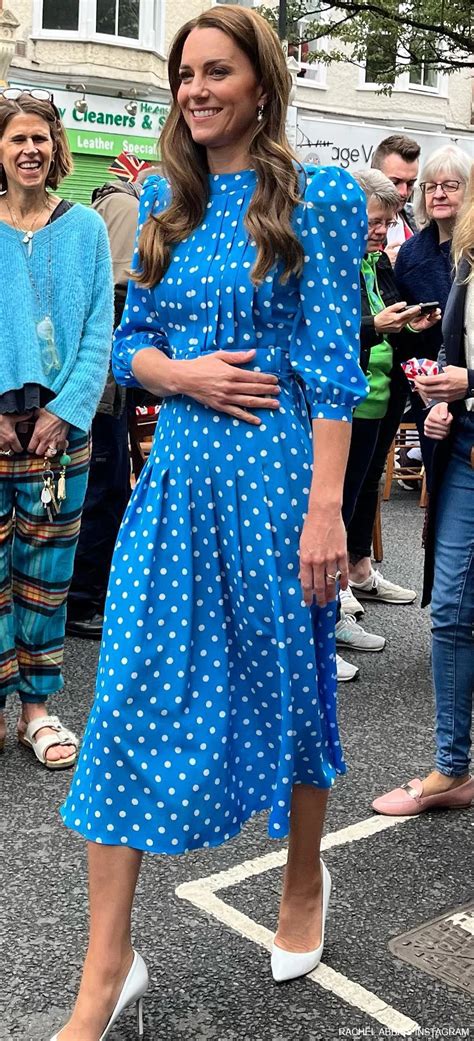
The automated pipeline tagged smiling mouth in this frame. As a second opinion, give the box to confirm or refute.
[18,161,42,170]
[190,108,222,120]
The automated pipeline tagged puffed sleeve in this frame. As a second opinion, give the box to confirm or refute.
[291,166,369,422]
[112,176,172,387]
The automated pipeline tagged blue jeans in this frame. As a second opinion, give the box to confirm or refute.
[431,412,474,776]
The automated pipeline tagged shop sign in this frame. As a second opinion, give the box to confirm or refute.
[13,83,169,157]
[296,115,474,167]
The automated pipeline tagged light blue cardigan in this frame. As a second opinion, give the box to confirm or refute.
[0,204,114,432]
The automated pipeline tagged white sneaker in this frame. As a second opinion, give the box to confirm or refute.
[336,612,386,652]
[336,654,359,682]
[349,567,417,605]
[339,585,364,618]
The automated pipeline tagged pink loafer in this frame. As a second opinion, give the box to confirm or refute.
[371,776,474,816]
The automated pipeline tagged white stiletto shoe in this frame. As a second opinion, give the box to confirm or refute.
[271,860,331,982]
[50,949,149,1041]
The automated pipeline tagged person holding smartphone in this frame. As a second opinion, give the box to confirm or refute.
[335,170,440,651]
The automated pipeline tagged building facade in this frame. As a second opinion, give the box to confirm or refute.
[292,25,474,165]
[212,0,473,161]
[2,0,473,201]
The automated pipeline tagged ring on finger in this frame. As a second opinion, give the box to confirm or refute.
[325,570,341,583]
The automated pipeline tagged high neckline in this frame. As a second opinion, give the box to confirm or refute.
[208,169,256,195]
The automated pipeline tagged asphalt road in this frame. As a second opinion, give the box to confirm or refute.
[1,486,473,1041]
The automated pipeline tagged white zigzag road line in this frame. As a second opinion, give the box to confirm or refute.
[176,813,420,1037]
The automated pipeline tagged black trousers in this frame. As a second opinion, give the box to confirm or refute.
[67,410,130,620]
[342,416,381,530]
[336,415,381,623]
[347,364,408,562]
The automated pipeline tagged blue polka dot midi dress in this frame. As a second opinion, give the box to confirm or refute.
[61,166,368,854]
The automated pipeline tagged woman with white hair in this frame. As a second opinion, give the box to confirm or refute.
[393,145,471,483]
[395,144,472,362]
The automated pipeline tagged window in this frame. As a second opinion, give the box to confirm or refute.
[42,0,79,30]
[36,0,162,49]
[364,34,396,86]
[288,15,326,87]
[96,0,140,39]
[409,57,439,90]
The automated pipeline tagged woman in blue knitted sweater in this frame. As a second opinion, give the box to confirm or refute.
[0,91,113,769]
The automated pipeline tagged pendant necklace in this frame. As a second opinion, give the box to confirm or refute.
[5,197,50,257]
[5,196,61,373]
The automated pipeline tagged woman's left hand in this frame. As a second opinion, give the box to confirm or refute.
[414,365,468,403]
[27,409,70,457]
[409,309,442,332]
[299,507,348,608]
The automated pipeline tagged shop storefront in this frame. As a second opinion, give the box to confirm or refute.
[295,113,474,167]
[11,83,169,203]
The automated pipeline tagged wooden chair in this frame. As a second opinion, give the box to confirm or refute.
[372,494,383,563]
[383,421,428,508]
[128,405,160,483]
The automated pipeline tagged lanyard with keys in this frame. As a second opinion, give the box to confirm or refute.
[40,451,71,522]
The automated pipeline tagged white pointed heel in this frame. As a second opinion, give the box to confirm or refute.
[271,860,331,983]
[136,994,145,1037]
[50,949,149,1041]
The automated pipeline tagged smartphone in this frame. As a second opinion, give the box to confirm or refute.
[418,301,440,315]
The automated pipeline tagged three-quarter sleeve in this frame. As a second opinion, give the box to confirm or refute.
[291,166,369,422]
[112,176,171,388]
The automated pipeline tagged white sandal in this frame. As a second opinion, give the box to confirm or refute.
[18,714,78,770]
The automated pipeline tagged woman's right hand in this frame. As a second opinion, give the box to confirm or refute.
[424,401,453,440]
[179,349,280,425]
[374,302,421,335]
[0,413,28,454]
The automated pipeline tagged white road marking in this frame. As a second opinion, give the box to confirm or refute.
[176,813,420,1037]
[178,812,414,894]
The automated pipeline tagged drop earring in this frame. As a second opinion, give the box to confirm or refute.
[257,105,265,123]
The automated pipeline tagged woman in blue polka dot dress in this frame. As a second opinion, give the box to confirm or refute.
[55,7,368,1039]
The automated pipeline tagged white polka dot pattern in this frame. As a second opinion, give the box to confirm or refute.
[60,166,368,854]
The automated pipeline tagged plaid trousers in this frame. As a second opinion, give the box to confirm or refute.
[0,430,90,705]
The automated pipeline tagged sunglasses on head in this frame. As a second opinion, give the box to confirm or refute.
[0,87,61,121]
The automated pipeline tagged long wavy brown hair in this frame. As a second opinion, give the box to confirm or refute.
[136,5,304,288]
[452,164,474,283]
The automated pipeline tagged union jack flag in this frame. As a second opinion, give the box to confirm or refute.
[107,150,152,183]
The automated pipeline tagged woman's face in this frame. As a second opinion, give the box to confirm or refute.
[424,168,466,223]
[366,200,398,252]
[177,27,266,161]
[0,112,54,194]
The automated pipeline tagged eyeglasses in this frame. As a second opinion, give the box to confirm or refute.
[368,219,398,230]
[419,180,462,194]
[0,87,61,120]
